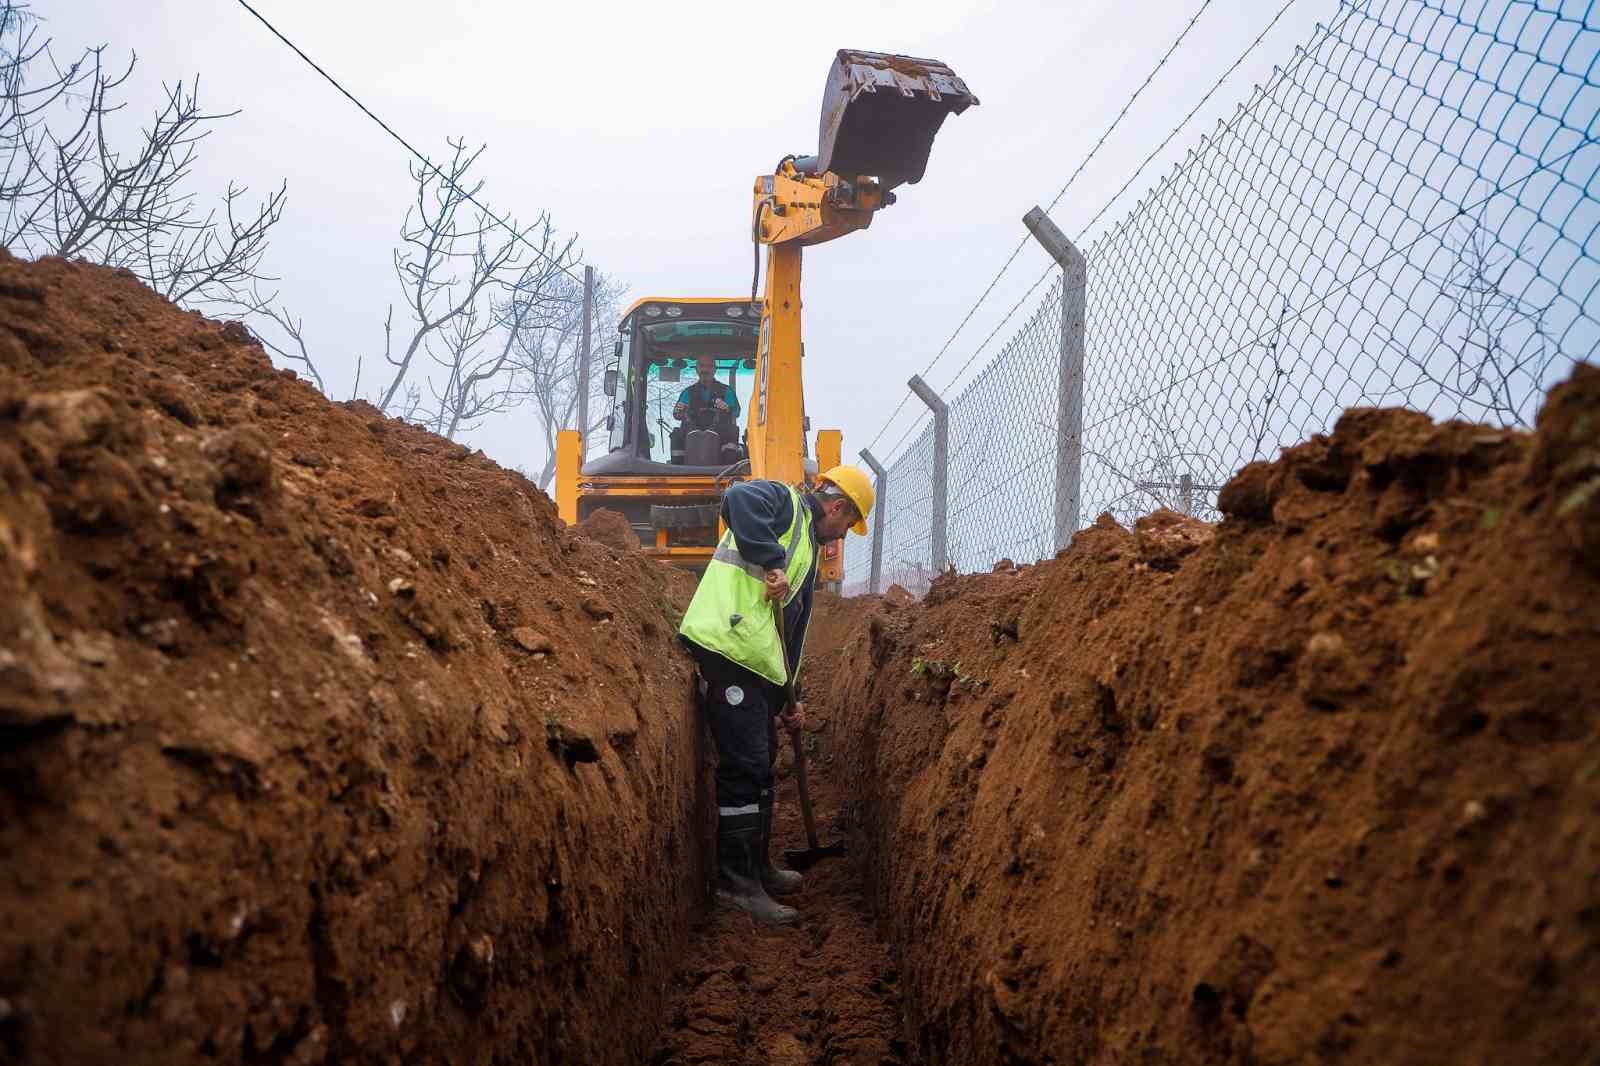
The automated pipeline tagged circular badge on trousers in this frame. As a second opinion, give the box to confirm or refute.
[725,685,745,707]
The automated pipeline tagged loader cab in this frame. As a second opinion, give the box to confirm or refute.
[555,292,834,569]
[590,297,762,476]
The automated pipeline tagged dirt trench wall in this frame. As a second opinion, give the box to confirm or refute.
[0,256,708,1065]
[816,368,1600,1065]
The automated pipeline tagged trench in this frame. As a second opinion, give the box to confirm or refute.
[652,723,909,1066]
[4,255,1596,1066]
[647,352,1600,1064]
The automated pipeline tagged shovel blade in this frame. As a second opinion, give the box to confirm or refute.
[817,50,978,189]
[783,842,847,872]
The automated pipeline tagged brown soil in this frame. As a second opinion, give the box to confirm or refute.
[581,507,642,553]
[6,250,1595,1066]
[652,757,908,1066]
[653,586,911,1065]
[882,584,917,608]
[812,368,1600,1065]
[0,255,708,1065]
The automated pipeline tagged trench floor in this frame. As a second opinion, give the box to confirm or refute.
[652,742,911,1066]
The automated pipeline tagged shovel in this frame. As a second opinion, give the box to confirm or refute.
[773,599,846,871]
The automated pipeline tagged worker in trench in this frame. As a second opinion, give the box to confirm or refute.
[678,466,875,924]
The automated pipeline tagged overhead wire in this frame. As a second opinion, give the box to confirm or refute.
[860,0,1227,458]
[233,0,584,284]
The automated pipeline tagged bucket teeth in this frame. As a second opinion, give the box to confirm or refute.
[817,50,978,190]
[832,50,977,108]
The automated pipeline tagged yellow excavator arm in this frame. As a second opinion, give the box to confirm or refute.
[555,52,973,580]
[744,51,977,489]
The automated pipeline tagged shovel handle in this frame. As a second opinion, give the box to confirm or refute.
[788,725,821,850]
[772,599,821,850]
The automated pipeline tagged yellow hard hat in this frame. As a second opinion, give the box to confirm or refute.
[818,464,875,536]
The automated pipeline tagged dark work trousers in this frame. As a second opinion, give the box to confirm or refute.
[687,644,781,815]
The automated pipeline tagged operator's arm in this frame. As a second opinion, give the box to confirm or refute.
[724,385,740,419]
[720,481,793,570]
[673,386,691,420]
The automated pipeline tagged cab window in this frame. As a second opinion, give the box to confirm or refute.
[606,334,630,452]
[640,357,756,464]
[633,315,758,463]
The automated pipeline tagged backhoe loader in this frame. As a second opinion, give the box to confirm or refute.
[555,50,976,575]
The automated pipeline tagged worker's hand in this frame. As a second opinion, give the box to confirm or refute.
[673,402,687,420]
[713,397,729,412]
[764,568,789,602]
[780,701,807,732]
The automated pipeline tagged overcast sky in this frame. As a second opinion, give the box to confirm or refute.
[52,0,1332,476]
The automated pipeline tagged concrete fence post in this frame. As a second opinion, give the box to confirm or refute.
[1023,206,1087,553]
[907,374,949,573]
[576,265,594,444]
[859,447,888,595]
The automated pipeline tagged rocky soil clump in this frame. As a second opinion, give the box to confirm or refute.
[813,367,1600,1065]
[0,255,706,1065]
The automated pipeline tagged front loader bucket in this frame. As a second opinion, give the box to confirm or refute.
[817,50,978,189]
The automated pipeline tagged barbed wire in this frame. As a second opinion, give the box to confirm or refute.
[1082,137,1589,438]
[927,0,1350,416]
[864,0,1311,458]
[848,0,1598,592]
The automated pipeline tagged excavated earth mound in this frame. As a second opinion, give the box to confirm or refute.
[0,255,706,1065]
[815,367,1600,1065]
[579,507,641,553]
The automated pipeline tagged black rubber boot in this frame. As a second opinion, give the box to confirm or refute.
[759,795,803,896]
[716,813,797,925]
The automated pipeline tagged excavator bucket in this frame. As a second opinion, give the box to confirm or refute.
[817,50,978,189]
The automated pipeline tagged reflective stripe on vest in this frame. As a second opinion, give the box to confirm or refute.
[678,483,815,685]
[710,513,808,592]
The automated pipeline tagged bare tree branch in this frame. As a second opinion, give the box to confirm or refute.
[229,285,325,393]
[509,269,624,486]
[0,4,287,311]
[422,218,579,439]
[1247,294,1288,461]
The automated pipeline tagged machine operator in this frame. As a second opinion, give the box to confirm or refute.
[673,355,740,445]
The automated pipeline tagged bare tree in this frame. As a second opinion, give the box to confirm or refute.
[241,138,587,427]
[0,4,285,307]
[423,219,575,440]
[393,380,425,424]
[0,3,80,206]
[1094,352,1229,525]
[242,297,324,393]
[374,138,577,419]
[510,269,624,487]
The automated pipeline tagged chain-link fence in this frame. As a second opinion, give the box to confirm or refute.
[848,0,1597,595]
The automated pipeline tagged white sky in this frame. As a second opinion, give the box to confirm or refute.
[50,0,1332,475]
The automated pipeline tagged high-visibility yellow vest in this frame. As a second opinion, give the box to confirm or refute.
[679,484,815,685]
